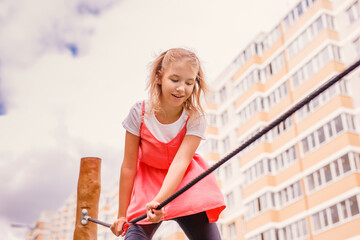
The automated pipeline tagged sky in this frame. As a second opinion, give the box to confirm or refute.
[0,0,299,238]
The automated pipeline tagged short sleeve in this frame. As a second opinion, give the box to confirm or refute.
[186,114,206,140]
[122,101,142,136]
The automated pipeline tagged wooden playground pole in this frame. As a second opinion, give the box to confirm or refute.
[73,157,101,240]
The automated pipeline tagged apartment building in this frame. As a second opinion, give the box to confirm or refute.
[199,0,360,239]
[26,194,77,240]
[26,190,119,240]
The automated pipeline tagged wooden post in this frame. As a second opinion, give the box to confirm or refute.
[73,157,101,240]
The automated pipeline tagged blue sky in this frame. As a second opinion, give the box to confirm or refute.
[0,0,298,238]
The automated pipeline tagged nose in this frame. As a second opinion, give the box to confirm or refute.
[176,84,185,92]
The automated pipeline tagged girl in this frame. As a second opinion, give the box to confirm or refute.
[110,48,225,239]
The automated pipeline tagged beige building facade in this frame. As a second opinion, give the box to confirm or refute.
[200,0,360,239]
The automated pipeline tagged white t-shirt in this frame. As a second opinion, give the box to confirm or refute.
[122,101,206,143]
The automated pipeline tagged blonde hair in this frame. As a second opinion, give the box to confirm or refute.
[147,48,208,117]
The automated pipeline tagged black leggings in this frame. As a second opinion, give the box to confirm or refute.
[124,212,221,240]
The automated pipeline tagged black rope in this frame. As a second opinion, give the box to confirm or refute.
[86,57,360,228]
[128,57,360,224]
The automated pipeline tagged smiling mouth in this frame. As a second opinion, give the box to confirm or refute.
[172,94,184,98]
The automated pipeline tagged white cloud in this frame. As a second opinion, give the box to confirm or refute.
[0,0,300,236]
[0,0,118,67]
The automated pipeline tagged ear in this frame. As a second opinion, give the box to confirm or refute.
[156,71,162,85]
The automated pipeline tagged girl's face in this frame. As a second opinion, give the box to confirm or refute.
[158,59,197,110]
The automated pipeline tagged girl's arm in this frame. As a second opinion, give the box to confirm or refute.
[154,134,201,204]
[111,131,139,236]
[118,131,140,217]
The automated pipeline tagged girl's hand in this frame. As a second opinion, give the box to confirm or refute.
[145,201,164,223]
[110,217,127,237]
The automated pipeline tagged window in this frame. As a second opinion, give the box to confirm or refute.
[317,127,325,144]
[297,3,303,16]
[295,80,348,122]
[249,229,275,240]
[208,114,217,126]
[210,139,218,152]
[224,163,233,180]
[286,14,334,61]
[312,195,360,233]
[301,138,309,154]
[334,115,344,133]
[243,146,297,186]
[226,192,235,209]
[235,69,262,97]
[275,181,303,208]
[355,153,360,170]
[346,114,357,131]
[245,193,272,219]
[340,200,349,219]
[305,59,314,78]
[324,164,332,182]
[330,204,339,224]
[222,136,231,153]
[254,222,308,240]
[346,1,360,23]
[263,53,285,81]
[314,170,322,187]
[282,0,316,31]
[259,195,267,211]
[342,154,351,173]
[219,86,227,102]
[237,97,262,125]
[256,161,264,176]
[307,174,315,191]
[313,213,321,231]
[326,122,333,138]
[309,133,316,149]
[221,110,229,126]
[354,37,360,56]
[265,82,288,111]
[306,152,358,193]
[228,223,236,239]
[269,117,293,141]
[293,181,302,199]
[301,114,353,156]
[291,44,340,89]
[349,196,360,216]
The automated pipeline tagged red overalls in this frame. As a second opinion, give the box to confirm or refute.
[126,101,225,224]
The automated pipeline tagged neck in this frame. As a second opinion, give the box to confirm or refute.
[156,101,183,124]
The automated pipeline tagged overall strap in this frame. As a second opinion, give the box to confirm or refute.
[185,114,190,126]
[186,115,190,123]
[139,100,145,135]
[141,100,145,118]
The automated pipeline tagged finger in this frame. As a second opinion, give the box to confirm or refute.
[147,210,157,220]
[152,208,162,213]
[117,223,124,233]
[146,204,155,210]
[110,224,118,236]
